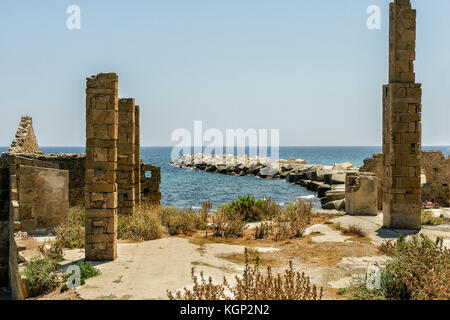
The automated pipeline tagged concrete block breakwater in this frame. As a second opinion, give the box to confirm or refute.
[170,154,360,210]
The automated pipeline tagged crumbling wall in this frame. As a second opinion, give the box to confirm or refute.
[85,73,119,261]
[134,106,141,204]
[345,172,378,216]
[9,116,42,154]
[382,0,422,229]
[17,166,69,231]
[141,163,161,204]
[0,167,9,287]
[1,153,86,208]
[361,153,384,210]
[421,151,450,207]
[117,99,136,215]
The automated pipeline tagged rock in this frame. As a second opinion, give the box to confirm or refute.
[323,199,345,211]
[330,173,346,184]
[18,248,43,263]
[317,184,332,198]
[287,174,303,184]
[332,162,354,171]
[259,167,278,177]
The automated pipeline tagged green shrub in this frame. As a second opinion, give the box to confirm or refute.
[223,195,266,222]
[54,207,85,249]
[61,261,101,293]
[343,235,450,300]
[21,258,60,297]
[421,210,448,225]
[380,235,449,300]
[118,204,164,241]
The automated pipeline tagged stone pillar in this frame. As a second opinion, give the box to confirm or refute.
[383,0,421,229]
[85,73,118,261]
[134,106,141,205]
[118,99,136,215]
[345,172,378,216]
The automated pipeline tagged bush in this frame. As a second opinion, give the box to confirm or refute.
[167,249,322,300]
[160,207,206,236]
[223,195,265,222]
[118,204,164,241]
[212,209,248,238]
[21,258,60,297]
[421,210,448,225]
[254,200,312,241]
[54,207,85,249]
[343,235,450,300]
[380,235,449,300]
[61,262,101,293]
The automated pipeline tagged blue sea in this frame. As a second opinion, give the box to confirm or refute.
[1,146,449,209]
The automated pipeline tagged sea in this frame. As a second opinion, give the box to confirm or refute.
[1,146,448,210]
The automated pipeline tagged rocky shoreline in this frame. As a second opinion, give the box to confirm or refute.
[170,154,360,210]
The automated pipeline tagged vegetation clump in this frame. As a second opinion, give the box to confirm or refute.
[54,207,85,249]
[421,210,449,226]
[61,262,101,293]
[342,235,450,300]
[167,249,322,300]
[118,204,164,241]
[21,258,60,298]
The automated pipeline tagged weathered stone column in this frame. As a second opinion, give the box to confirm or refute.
[118,98,136,215]
[382,0,421,229]
[85,73,118,260]
[134,105,141,205]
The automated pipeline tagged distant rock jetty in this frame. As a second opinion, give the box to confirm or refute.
[170,154,360,210]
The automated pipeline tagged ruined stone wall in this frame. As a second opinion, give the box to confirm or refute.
[118,99,136,215]
[421,151,450,207]
[17,166,69,231]
[134,106,141,205]
[9,116,41,154]
[0,167,9,287]
[382,0,421,229]
[141,163,161,204]
[85,73,118,261]
[345,172,378,216]
[361,153,384,210]
[1,153,86,208]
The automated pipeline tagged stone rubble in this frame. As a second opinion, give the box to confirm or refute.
[171,154,359,209]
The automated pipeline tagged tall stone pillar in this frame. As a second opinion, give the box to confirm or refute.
[382,0,421,229]
[85,73,118,260]
[134,105,141,205]
[118,99,136,215]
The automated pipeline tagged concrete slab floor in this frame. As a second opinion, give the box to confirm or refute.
[66,238,278,300]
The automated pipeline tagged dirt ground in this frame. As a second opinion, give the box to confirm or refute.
[37,210,450,300]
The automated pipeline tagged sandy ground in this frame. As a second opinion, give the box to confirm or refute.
[41,210,450,300]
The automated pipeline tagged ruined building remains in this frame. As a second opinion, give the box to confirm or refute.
[0,73,162,296]
[361,0,449,220]
[85,73,119,261]
[382,0,422,229]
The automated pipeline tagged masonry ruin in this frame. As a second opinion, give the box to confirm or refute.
[0,73,161,296]
[345,172,378,216]
[382,0,422,229]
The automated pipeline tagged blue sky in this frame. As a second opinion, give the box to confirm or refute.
[0,0,449,146]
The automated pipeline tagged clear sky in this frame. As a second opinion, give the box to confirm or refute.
[0,0,449,147]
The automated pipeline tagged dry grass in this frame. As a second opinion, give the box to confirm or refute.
[340,224,367,238]
[252,199,313,241]
[167,249,322,300]
[211,209,248,238]
[118,204,165,241]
